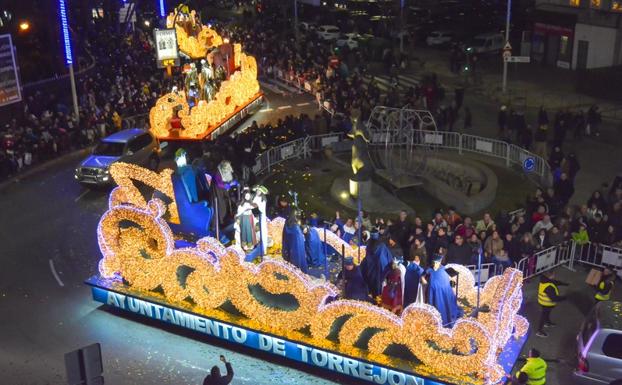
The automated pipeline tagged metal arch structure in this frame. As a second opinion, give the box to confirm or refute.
[365,106,438,181]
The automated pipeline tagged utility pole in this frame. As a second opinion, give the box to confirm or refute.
[59,0,79,123]
[399,0,405,53]
[502,0,512,94]
[294,0,299,45]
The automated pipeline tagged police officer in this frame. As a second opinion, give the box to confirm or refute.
[536,270,567,338]
[595,268,615,302]
[514,349,547,385]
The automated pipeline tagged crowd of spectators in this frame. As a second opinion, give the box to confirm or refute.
[269,173,622,275]
[0,24,167,181]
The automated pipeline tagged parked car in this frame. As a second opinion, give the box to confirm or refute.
[74,128,160,187]
[316,25,340,41]
[575,301,622,385]
[336,33,361,49]
[426,30,455,46]
[466,33,504,54]
[299,21,316,32]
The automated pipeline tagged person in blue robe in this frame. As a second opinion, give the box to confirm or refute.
[282,212,308,273]
[360,231,393,298]
[341,257,373,302]
[304,225,326,268]
[426,254,463,327]
[403,255,426,309]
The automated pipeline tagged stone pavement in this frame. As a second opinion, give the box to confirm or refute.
[518,265,622,385]
[367,48,622,205]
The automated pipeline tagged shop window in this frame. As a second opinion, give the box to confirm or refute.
[569,0,580,6]
[558,35,572,63]
[590,0,601,8]
[613,1,622,11]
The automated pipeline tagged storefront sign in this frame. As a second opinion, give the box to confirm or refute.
[0,34,22,107]
[90,287,445,385]
[534,23,573,37]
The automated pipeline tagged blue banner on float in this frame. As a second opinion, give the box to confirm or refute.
[91,286,448,385]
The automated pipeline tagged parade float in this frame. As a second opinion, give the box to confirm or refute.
[86,161,529,385]
[148,7,263,141]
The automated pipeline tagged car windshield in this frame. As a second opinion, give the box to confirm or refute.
[93,142,125,157]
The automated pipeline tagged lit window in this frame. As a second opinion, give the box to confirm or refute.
[569,0,580,6]
[591,0,601,8]
[613,1,622,11]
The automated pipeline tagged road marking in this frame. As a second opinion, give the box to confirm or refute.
[260,108,273,112]
[296,102,311,106]
[277,105,292,110]
[49,259,65,287]
[74,189,90,202]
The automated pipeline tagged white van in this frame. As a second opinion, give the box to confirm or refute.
[466,33,504,54]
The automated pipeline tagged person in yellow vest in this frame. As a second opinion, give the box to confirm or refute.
[595,268,615,302]
[512,348,547,385]
[536,270,568,338]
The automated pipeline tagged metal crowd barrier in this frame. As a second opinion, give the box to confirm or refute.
[515,242,574,281]
[569,241,622,271]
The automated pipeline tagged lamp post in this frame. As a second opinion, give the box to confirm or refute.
[399,0,405,53]
[59,0,79,123]
[501,0,512,94]
[294,0,299,45]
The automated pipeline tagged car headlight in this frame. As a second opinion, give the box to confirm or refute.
[98,168,110,175]
[75,167,81,175]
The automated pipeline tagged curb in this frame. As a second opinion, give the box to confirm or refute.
[0,147,92,192]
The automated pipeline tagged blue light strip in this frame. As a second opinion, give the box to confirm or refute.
[58,0,73,65]
[159,0,166,18]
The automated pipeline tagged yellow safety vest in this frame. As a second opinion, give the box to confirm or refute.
[538,282,558,307]
[595,280,613,301]
[519,357,547,385]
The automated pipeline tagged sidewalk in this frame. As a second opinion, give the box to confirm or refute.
[410,47,622,114]
[366,48,622,204]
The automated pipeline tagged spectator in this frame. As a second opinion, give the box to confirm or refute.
[446,234,472,265]
[484,230,504,259]
[203,355,234,385]
[475,212,495,234]
[532,215,553,235]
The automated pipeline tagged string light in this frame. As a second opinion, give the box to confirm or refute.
[99,164,528,384]
[58,0,73,65]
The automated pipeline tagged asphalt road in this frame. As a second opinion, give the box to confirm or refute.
[0,89,353,385]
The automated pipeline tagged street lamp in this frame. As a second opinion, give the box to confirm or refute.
[58,0,79,123]
[18,21,30,31]
[502,0,512,94]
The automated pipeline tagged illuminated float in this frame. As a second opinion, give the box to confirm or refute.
[149,7,263,141]
[86,162,528,385]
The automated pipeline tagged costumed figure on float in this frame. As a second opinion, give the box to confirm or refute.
[252,185,269,254]
[234,188,257,251]
[282,210,308,274]
[360,229,393,298]
[304,224,326,268]
[341,257,373,302]
[381,261,404,314]
[213,160,237,225]
[426,254,463,327]
[403,255,427,308]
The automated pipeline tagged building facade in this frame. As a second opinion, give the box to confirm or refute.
[533,0,622,69]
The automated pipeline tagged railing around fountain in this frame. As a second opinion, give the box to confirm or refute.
[253,129,552,186]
